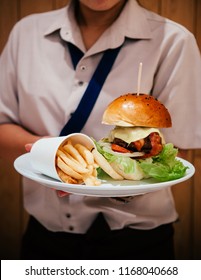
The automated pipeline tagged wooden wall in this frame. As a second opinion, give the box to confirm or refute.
[0,0,200,259]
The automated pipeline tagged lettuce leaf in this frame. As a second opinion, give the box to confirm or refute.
[94,140,188,182]
[138,143,188,181]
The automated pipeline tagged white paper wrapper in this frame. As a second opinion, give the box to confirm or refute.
[30,133,95,181]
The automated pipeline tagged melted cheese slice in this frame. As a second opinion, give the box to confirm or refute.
[108,126,165,143]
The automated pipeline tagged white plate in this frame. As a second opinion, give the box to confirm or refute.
[14,153,195,197]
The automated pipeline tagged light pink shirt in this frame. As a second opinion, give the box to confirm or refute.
[1,0,201,233]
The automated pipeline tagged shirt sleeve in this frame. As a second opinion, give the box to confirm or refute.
[152,29,201,149]
[0,23,20,125]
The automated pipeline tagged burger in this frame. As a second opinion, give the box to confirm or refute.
[95,93,187,181]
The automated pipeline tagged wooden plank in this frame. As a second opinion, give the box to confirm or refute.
[195,0,201,50]
[172,182,193,259]
[0,160,22,259]
[54,0,69,9]
[19,0,54,18]
[193,150,201,259]
[0,0,18,52]
[172,150,194,259]
[0,0,23,260]
[161,0,195,32]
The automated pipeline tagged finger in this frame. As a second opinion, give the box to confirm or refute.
[25,143,33,152]
[57,190,70,197]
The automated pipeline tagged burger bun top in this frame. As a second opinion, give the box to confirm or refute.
[102,93,172,128]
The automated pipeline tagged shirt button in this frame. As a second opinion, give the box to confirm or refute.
[66,213,71,218]
[80,65,86,71]
[69,226,74,231]
[78,81,84,86]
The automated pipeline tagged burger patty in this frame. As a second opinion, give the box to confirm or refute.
[113,136,152,153]
[112,132,163,157]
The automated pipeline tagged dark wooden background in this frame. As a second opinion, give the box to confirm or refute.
[0,0,201,259]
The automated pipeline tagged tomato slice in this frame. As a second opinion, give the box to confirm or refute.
[111,143,131,153]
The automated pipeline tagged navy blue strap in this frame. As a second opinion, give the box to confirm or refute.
[60,44,122,136]
[67,43,84,69]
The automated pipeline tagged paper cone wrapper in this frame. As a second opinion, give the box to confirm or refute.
[30,133,95,181]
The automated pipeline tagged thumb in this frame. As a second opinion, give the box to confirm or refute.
[25,143,33,152]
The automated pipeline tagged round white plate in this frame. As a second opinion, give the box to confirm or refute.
[14,153,195,197]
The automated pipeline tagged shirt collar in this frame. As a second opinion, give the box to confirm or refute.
[44,0,152,53]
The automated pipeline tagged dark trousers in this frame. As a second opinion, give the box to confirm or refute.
[21,214,175,260]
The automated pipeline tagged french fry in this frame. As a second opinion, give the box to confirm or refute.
[92,167,98,177]
[74,143,94,165]
[56,156,83,180]
[56,167,78,184]
[63,143,87,167]
[57,150,89,174]
[83,174,101,186]
[92,148,123,180]
[55,141,104,186]
[85,164,92,174]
